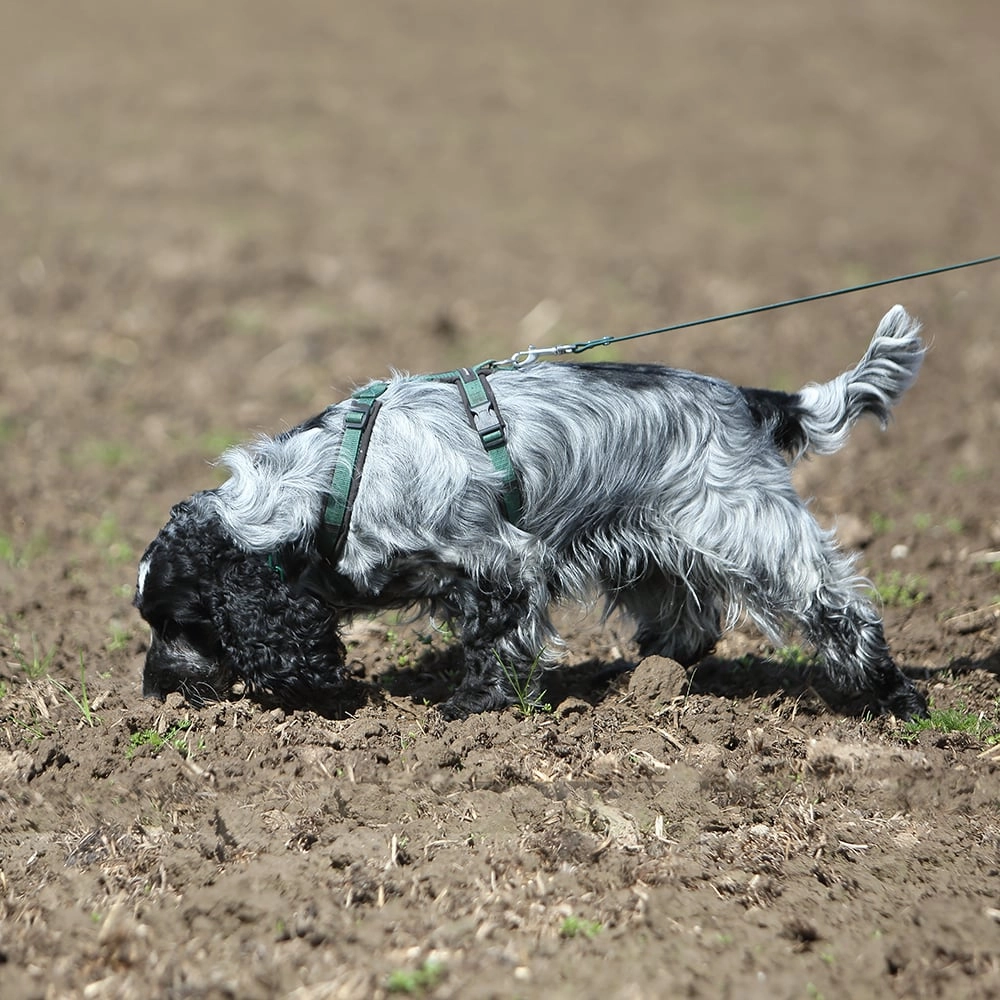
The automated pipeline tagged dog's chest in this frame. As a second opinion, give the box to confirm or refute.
[321,553,461,611]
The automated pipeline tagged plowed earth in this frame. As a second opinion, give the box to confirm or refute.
[2,2,999,997]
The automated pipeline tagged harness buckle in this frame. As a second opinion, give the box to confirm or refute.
[477,422,506,452]
[458,368,507,450]
[469,400,504,446]
[344,397,377,430]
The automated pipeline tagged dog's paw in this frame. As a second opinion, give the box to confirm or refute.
[438,682,515,720]
[879,680,929,722]
[435,696,476,722]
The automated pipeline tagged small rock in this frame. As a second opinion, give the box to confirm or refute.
[555,696,590,718]
[688,743,725,768]
[628,656,687,705]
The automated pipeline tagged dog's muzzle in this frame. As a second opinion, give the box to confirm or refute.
[142,631,233,702]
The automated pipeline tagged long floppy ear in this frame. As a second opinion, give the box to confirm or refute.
[210,553,347,705]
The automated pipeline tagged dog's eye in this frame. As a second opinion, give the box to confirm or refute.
[158,619,183,642]
[165,619,219,657]
[183,621,216,648]
[156,617,213,647]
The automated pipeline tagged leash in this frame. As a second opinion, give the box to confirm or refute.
[288,251,1000,570]
[494,252,1000,367]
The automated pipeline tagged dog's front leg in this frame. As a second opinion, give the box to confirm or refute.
[438,582,549,720]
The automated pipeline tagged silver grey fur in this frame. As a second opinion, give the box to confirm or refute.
[137,305,927,719]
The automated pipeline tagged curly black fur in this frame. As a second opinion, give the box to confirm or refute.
[135,498,346,705]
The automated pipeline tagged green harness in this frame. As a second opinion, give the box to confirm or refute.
[317,364,523,562]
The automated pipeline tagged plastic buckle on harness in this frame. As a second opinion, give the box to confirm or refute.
[344,399,374,431]
[458,368,504,447]
[466,397,506,451]
[477,423,506,451]
[455,368,523,525]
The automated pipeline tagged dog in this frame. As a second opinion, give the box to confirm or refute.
[134,304,928,720]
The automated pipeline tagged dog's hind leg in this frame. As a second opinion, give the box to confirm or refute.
[738,504,928,720]
[800,593,927,719]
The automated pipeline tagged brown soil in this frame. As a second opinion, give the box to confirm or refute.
[2,2,1000,997]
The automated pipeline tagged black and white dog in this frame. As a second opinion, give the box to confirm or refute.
[135,305,927,720]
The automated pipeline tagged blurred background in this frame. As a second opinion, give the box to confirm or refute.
[0,0,997,661]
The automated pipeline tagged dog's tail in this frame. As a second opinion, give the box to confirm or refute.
[742,304,924,459]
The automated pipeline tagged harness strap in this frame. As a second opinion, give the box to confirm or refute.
[453,368,524,526]
[318,381,388,561]
[318,368,523,562]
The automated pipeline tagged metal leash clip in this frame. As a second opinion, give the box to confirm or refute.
[506,343,580,368]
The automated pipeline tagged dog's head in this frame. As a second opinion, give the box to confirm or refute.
[133,495,346,705]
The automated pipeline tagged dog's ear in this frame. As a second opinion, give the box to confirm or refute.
[211,554,347,705]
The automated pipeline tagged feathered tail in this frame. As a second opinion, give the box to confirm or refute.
[741,305,924,458]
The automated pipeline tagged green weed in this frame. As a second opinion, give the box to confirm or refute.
[771,645,816,669]
[901,705,1000,744]
[0,532,49,568]
[560,915,603,940]
[871,572,929,608]
[386,959,445,994]
[50,654,100,727]
[870,512,894,536]
[4,630,57,679]
[199,430,244,457]
[90,515,135,566]
[81,439,139,468]
[11,717,46,741]
[495,650,551,716]
[127,719,195,759]
[106,625,132,652]
[429,620,455,643]
[398,724,426,754]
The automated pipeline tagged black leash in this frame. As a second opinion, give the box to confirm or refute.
[498,252,1000,367]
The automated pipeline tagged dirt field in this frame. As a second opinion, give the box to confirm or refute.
[2,2,1000,997]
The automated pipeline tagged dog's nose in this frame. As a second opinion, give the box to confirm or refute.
[141,663,169,701]
[141,635,178,700]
